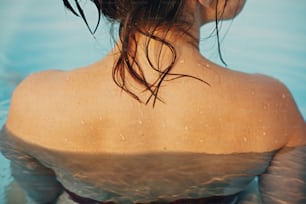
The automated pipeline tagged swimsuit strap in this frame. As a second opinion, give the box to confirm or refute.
[64,187,238,204]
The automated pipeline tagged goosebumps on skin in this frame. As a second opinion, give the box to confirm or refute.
[1,0,306,203]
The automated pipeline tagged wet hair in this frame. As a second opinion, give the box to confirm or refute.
[63,0,226,106]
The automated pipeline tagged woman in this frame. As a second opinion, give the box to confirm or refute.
[1,0,305,203]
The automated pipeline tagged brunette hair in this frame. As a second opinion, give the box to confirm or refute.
[63,0,225,106]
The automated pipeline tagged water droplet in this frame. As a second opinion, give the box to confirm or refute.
[138,120,143,125]
[184,126,189,131]
[179,59,185,64]
[120,134,126,141]
[263,132,267,136]
[205,64,210,68]
[65,76,71,81]
[80,120,85,125]
[243,137,248,142]
[281,93,286,99]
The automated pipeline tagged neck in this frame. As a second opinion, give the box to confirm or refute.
[109,18,206,80]
[115,24,202,66]
[112,1,205,68]
[106,5,208,104]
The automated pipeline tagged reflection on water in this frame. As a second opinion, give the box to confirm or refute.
[1,126,276,203]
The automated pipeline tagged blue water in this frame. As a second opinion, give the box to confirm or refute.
[0,0,305,203]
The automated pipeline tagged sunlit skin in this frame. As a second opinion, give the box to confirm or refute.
[5,0,306,155]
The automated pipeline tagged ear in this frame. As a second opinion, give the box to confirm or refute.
[198,0,212,7]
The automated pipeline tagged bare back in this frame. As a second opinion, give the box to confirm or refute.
[6,54,306,154]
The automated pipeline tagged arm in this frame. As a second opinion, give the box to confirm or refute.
[258,145,306,203]
[258,82,306,203]
[238,144,306,204]
[0,71,65,203]
[0,127,63,204]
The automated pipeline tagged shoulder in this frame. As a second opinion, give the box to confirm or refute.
[4,66,111,151]
[6,69,66,136]
[225,71,294,105]
[10,69,64,93]
[248,73,291,103]
[8,69,64,107]
[212,69,305,151]
[239,73,306,148]
[9,69,64,106]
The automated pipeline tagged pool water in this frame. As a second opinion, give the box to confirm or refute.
[0,0,305,203]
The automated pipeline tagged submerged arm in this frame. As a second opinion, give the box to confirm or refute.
[0,127,63,204]
[258,145,306,203]
[258,82,306,203]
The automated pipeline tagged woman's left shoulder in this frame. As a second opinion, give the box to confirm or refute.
[8,69,64,111]
[11,69,64,95]
[5,69,65,137]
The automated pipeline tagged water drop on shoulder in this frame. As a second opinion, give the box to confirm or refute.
[120,133,126,141]
[80,120,86,125]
